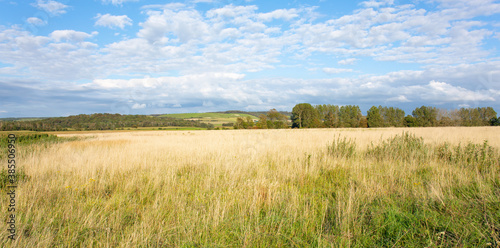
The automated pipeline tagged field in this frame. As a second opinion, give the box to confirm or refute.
[1,127,499,247]
[161,112,258,127]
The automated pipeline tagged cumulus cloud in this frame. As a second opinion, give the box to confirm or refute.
[137,8,210,43]
[360,0,394,8]
[50,30,98,42]
[257,9,300,22]
[424,80,496,102]
[132,103,146,109]
[101,0,138,5]
[338,58,357,65]
[387,95,411,102]
[26,17,46,26]
[323,68,354,74]
[95,14,133,29]
[2,1,500,117]
[33,0,68,16]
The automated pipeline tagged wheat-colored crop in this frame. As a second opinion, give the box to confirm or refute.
[1,127,499,247]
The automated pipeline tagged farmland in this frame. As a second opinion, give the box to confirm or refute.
[1,127,499,247]
[161,112,259,127]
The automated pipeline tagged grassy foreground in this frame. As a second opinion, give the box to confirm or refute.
[1,128,499,247]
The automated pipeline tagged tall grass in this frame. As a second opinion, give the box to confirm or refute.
[1,128,499,247]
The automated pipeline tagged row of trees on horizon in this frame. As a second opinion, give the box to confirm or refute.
[1,105,499,131]
[235,104,499,129]
[293,104,499,128]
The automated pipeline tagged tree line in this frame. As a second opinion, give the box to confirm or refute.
[0,113,213,131]
[291,104,499,129]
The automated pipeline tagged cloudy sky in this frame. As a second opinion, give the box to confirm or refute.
[1,0,500,117]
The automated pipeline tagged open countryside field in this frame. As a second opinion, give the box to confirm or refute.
[1,127,500,247]
[162,112,258,127]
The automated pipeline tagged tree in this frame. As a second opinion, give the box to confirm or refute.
[245,116,254,128]
[292,103,320,128]
[315,104,339,128]
[457,107,497,126]
[234,117,245,129]
[412,106,438,127]
[266,109,288,129]
[367,106,383,127]
[339,105,362,127]
[404,115,417,127]
[490,117,500,126]
[257,114,268,129]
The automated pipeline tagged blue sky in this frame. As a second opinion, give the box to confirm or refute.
[1,0,500,117]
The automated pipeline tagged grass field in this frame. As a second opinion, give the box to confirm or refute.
[1,127,499,247]
[162,112,258,127]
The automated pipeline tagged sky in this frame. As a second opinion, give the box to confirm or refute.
[1,0,500,117]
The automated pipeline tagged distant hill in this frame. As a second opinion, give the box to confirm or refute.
[218,110,292,118]
[161,112,258,127]
[0,113,212,131]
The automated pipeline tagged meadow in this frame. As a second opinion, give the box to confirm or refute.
[1,127,499,247]
[161,112,258,127]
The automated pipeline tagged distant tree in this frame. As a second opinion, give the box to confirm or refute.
[315,104,339,128]
[437,109,460,127]
[367,106,383,127]
[245,116,254,128]
[360,116,368,128]
[267,109,288,129]
[490,117,500,126]
[404,115,417,127]
[381,106,405,127]
[257,114,268,129]
[292,103,320,128]
[234,117,245,129]
[412,106,438,127]
[339,105,362,127]
[458,107,497,126]
[479,107,497,126]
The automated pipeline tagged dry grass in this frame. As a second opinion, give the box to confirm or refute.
[1,127,499,247]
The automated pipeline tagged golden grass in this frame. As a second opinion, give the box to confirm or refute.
[1,127,499,247]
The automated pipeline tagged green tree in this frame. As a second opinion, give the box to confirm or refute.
[404,115,417,127]
[257,114,268,129]
[292,103,320,128]
[339,105,362,127]
[267,109,288,129]
[367,106,383,127]
[412,106,438,127]
[490,117,500,126]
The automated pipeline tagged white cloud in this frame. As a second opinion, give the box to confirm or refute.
[257,9,299,22]
[338,58,357,65]
[26,17,46,26]
[2,1,500,117]
[191,0,215,3]
[101,0,138,5]
[387,95,410,102]
[323,68,354,74]
[132,103,146,109]
[360,0,394,8]
[138,8,210,43]
[34,0,68,16]
[50,30,98,42]
[95,14,133,29]
[425,80,495,102]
